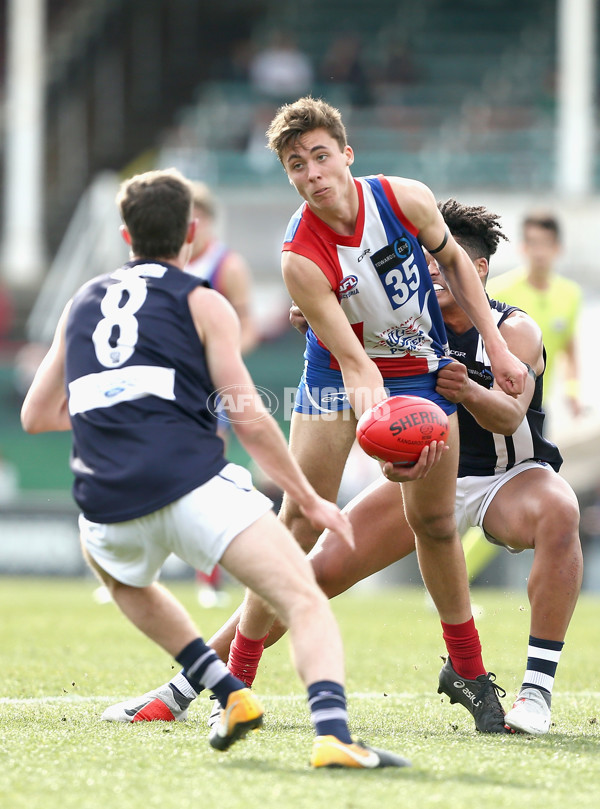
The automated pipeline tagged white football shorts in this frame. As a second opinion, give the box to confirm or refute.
[455,459,555,553]
[79,462,273,586]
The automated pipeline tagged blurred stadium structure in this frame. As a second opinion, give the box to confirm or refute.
[1,0,600,587]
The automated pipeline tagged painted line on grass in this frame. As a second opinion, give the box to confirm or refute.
[0,692,419,706]
[2,691,600,706]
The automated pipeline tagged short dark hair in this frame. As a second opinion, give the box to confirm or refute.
[522,210,561,241]
[438,198,508,262]
[267,96,347,162]
[117,169,192,259]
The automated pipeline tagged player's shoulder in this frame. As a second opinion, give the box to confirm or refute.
[188,283,228,308]
[499,306,541,340]
[384,175,433,202]
[188,285,239,340]
[382,176,437,227]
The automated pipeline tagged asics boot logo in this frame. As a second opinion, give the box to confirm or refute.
[453,680,482,708]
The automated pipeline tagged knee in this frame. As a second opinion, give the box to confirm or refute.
[283,579,329,626]
[536,497,581,555]
[408,508,456,545]
[311,551,347,599]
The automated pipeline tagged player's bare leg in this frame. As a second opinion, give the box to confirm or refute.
[279,409,357,551]
[484,468,581,639]
[220,512,345,685]
[309,477,414,597]
[401,414,471,624]
[401,414,507,732]
[484,468,582,734]
[83,542,255,731]
[219,509,411,767]
[260,477,413,650]
[82,542,200,655]
[222,410,358,685]
[205,411,357,672]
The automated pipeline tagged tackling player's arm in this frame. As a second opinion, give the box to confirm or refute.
[390,178,527,397]
[21,301,72,434]
[188,285,353,546]
[436,311,543,435]
[282,251,387,417]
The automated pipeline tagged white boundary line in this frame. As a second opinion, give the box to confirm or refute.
[2,691,599,706]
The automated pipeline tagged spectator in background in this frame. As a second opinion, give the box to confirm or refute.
[248,30,314,103]
[382,40,419,86]
[319,33,374,107]
[487,211,582,419]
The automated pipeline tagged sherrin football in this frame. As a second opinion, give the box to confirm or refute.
[356,395,449,466]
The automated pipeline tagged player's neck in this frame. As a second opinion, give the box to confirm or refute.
[443,303,471,335]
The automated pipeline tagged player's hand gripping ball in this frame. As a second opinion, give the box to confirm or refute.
[356,395,449,466]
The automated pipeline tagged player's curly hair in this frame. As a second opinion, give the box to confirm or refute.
[267,96,347,162]
[438,198,508,262]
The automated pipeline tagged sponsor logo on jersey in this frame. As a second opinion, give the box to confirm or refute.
[370,237,413,275]
[466,361,494,389]
[357,248,371,262]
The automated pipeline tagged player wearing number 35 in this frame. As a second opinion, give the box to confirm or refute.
[20,168,411,768]
[187,97,528,735]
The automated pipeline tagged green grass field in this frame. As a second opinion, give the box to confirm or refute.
[1,578,598,809]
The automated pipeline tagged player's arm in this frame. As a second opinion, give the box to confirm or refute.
[390,178,527,397]
[21,301,72,434]
[436,311,543,435]
[289,301,309,335]
[188,286,353,545]
[282,251,387,417]
[219,251,259,355]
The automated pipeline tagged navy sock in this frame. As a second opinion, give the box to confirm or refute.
[307,680,352,744]
[176,638,245,707]
[522,635,564,707]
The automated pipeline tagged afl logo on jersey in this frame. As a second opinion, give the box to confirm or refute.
[338,275,359,299]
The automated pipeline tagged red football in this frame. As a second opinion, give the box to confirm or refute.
[356,395,449,466]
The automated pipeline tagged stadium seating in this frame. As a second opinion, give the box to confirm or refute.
[178,0,558,189]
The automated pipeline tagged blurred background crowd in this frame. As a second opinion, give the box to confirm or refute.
[1,0,600,591]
